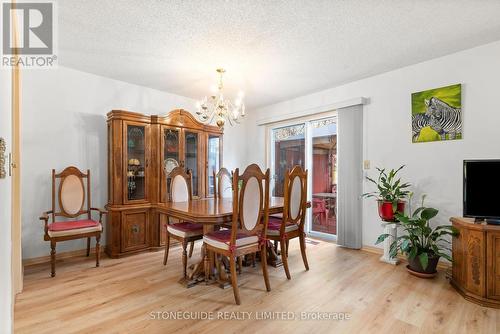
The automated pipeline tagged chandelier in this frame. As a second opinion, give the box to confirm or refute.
[195,68,245,129]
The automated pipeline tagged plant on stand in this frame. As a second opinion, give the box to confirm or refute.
[362,165,411,221]
[376,195,458,277]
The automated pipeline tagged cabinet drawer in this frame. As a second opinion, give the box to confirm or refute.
[121,210,149,252]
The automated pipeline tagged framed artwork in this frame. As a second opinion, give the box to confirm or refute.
[411,83,462,143]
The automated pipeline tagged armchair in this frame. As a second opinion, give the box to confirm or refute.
[39,166,106,277]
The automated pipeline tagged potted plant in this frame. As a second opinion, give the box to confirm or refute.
[376,195,458,277]
[362,165,411,221]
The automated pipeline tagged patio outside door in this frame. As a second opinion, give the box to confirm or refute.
[309,118,337,239]
[269,116,337,240]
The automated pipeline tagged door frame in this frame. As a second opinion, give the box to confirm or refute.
[265,110,337,240]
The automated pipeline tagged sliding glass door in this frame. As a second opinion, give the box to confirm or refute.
[270,124,305,197]
[310,119,337,238]
[269,116,337,240]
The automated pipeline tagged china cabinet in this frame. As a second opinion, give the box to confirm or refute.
[106,109,222,257]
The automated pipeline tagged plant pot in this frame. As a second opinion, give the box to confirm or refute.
[407,254,439,276]
[377,200,405,222]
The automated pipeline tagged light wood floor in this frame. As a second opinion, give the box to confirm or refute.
[15,240,499,334]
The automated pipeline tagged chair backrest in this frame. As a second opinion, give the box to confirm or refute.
[213,167,232,198]
[230,164,270,244]
[52,166,91,222]
[168,166,192,202]
[283,165,308,229]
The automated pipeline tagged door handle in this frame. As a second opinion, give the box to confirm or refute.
[0,138,5,179]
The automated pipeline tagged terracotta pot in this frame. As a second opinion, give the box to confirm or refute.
[377,200,405,222]
[407,254,439,275]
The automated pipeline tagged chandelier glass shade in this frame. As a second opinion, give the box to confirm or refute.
[195,68,245,129]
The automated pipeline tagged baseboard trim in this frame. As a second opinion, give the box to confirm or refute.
[361,245,451,270]
[23,247,105,267]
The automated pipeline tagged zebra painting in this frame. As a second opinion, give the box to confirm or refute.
[411,113,430,142]
[411,84,462,142]
[424,97,462,140]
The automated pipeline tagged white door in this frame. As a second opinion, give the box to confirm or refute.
[0,67,13,333]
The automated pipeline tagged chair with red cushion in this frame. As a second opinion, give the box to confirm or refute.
[266,165,309,279]
[203,164,271,305]
[312,197,327,225]
[163,167,203,280]
[39,166,106,277]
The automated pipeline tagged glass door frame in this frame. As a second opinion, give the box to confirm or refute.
[266,111,337,242]
[160,124,183,203]
[122,120,150,205]
[182,128,204,198]
[205,132,223,198]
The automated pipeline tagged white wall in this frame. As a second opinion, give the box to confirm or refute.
[247,40,500,248]
[0,69,13,333]
[21,66,245,259]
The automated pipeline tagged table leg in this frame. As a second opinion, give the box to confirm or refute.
[267,240,283,267]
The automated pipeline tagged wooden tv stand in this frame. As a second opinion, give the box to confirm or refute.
[450,217,500,308]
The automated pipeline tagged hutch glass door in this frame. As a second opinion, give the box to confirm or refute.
[163,128,181,174]
[184,131,200,197]
[207,134,221,196]
[126,124,146,201]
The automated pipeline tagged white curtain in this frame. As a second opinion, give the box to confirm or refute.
[337,105,363,249]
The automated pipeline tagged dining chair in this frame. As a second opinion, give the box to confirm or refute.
[266,165,309,279]
[213,167,247,272]
[203,164,271,305]
[39,166,106,277]
[312,198,327,225]
[213,167,233,198]
[163,167,203,279]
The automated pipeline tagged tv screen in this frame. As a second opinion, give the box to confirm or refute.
[463,160,500,219]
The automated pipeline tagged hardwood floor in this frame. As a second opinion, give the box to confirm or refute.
[15,239,499,334]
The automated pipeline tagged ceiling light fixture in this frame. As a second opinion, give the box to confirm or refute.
[195,68,245,129]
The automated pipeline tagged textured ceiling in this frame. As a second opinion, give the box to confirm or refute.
[58,0,500,109]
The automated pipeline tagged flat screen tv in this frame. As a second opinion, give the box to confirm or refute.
[463,159,500,222]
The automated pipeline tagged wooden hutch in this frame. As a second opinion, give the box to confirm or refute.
[451,217,500,308]
[106,109,223,257]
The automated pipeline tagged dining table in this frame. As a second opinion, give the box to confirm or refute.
[157,196,288,288]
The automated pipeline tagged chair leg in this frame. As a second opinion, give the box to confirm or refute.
[95,234,101,267]
[163,231,170,266]
[215,254,222,281]
[86,237,91,257]
[182,240,188,279]
[260,244,271,292]
[285,239,289,257]
[188,241,194,258]
[237,256,243,274]
[50,240,56,277]
[229,255,241,305]
[280,239,291,280]
[299,233,309,271]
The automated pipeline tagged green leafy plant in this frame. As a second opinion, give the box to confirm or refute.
[362,165,411,210]
[375,195,458,270]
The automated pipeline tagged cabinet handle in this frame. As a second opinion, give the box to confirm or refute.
[131,224,140,233]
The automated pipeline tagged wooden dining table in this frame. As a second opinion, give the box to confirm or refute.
[157,196,287,288]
